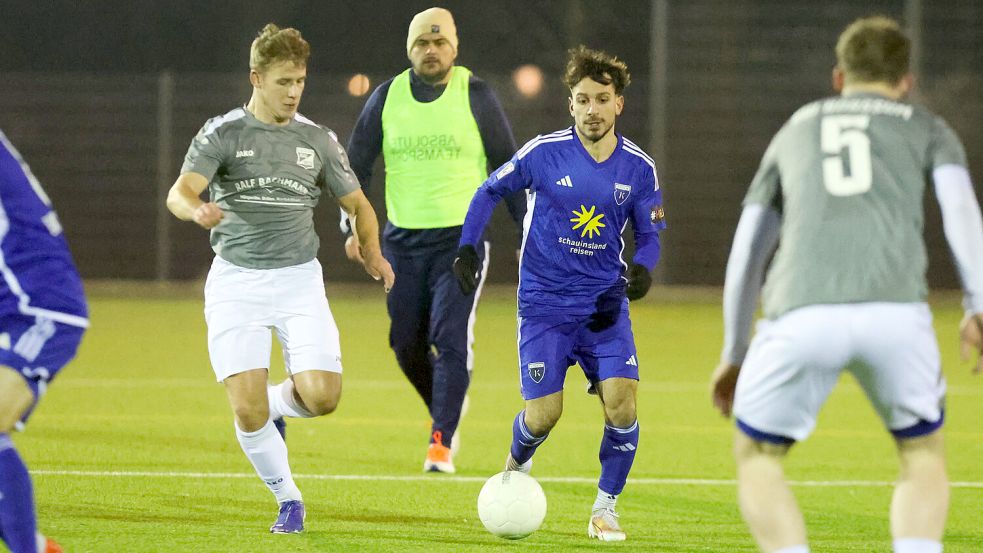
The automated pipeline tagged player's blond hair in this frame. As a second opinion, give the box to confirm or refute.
[835,16,910,85]
[563,45,631,95]
[249,23,310,72]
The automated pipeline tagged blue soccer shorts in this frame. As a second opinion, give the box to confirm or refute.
[0,313,85,427]
[517,309,639,400]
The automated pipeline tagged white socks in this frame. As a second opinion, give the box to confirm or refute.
[268,380,314,419]
[592,488,618,513]
[235,419,302,504]
[773,546,809,553]
[894,538,942,553]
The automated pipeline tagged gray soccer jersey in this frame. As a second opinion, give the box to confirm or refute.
[182,108,360,269]
[745,93,968,319]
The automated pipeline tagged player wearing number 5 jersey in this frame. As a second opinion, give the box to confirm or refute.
[710,17,983,553]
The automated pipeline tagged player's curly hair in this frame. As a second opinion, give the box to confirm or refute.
[836,16,910,85]
[563,45,631,95]
[249,23,311,72]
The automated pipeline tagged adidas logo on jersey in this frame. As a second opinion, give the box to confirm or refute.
[612,443,636,452]
[236,150,254,158]
[625,355,637,366]
[556,175,573,187]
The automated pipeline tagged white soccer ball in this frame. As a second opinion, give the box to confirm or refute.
[477,471,547,539]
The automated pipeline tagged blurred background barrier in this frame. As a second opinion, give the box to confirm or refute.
[0,0,979,285]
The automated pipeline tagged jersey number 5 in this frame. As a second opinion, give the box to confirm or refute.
[821,115,872,196]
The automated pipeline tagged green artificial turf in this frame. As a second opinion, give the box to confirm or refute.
[16,285,982,552]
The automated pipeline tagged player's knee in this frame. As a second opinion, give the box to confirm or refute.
[304,392,341,416]
[0,416,18,434]
[391,342,428,364]
[0,405,27,433]
[0,370,34,432]
[233,404,270,432]
[433,346,468,371]
[293,371,342,416]
[524,407,561,436]
[603,401,636,429]
[605,411,636,429]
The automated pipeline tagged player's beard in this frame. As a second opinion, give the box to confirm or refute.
[578,118,614,144]
[415,60,451,85]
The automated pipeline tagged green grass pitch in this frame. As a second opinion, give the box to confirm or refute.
[15,284,983,552]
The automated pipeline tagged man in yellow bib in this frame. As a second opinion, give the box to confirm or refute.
[343,7,524,472]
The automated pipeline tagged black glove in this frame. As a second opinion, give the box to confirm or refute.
[587,284,625,332]
[626,263,652,301]
[453,245,480,294]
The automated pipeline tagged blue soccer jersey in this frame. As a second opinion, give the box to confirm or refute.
[0,131,88,327]
[461,127,666,316]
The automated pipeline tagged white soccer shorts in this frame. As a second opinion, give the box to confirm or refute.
[733,302,945,442]
[204,256,342,382]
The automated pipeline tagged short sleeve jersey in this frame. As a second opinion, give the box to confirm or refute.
[181,108,360,269]
[744,93,968,318]
[476,128,666,316]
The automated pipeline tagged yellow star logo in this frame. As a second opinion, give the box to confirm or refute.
[570,205,606,239]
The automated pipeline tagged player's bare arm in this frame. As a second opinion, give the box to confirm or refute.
[166,172,224,229]
[959,312,983,374]
[710,362,741,418]
[337,188,394,290]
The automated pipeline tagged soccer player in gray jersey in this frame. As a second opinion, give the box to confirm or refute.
[710,17,983,553]
[166,24,394,534]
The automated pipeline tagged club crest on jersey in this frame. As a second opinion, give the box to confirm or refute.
[528,362,545,383]
[296,147,315,170]
[614,183,631,205]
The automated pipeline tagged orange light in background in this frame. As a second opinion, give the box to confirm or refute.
[347,74,371,96]
[513,64,543,98]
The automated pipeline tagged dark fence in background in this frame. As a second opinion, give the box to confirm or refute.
[0,1,980,286]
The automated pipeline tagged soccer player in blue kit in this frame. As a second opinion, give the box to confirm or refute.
[455,46,666,541]
[0,131,87,553]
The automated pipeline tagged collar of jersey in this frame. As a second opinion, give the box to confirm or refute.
[241,105,295,131]
[571,126,623,167]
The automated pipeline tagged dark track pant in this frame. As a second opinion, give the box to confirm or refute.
[384,242,487,447]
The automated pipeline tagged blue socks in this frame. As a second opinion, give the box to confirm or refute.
[0,434,37,553]
[598,420,639,496]
[509,412,638,501]
[509,410,547,464]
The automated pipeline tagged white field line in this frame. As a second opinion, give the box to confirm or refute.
[29,470,983,488]
[54,378,983,396]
